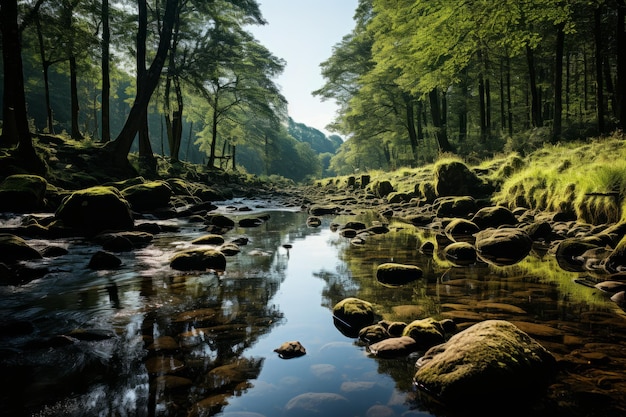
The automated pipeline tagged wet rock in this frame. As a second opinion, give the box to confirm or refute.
[414,320,557,411]
[603,235,626,273]
[340,228,358,238]
[308,205,339,216]
[419,241,435,255]
[444,218,480,242]
[40,245,69,257]
[95,231,154,251]
[306,216,322,227]
[442,242,477,266]
[121,180,172,212]
[523,220,553,242]
[342,221,367,231]
[471,205,518,229]
[0,174,48,212]
[274,341,306,359]
[230,236,249,246]
[147,336,179,352]
[402,318,447,350]
[169,248,226,272]
[188,394,230,417]
[205,357,263,390]
[358,323,390,344]
[219,243,241,256]
[87,250,122,270]
[555,237,603,272]
[206,214,235,228]
[475,228,532,266]
[376,262,423,286]
[0,234,42,263]
[594,281,626,294]
[333,297,376,334]
[435,196,477,218]
[238,217,265,227]
[54,186,134,236]
[284,392,349,417]
[192,234,226,245]
[367,336,420,358]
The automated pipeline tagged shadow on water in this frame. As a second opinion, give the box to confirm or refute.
[0,208,625,416]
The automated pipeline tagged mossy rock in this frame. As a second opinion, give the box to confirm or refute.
[554,237,602,272]
[444,218,480,243]
[433,161,486,198]
[435,196,477,218]
[604,235,626,273]
[0,174,48,212]
[475,228,532,266]
[368,336,420,358]
[471,205,518,229]
[376,263,423,286]
[402,317,447,351]
[443,241,477,266]
[332,297,375,332]
[369,180,395,198]
[121,180,172,212]
[414,320,557,411]
[170,249,227,272]
[191,234,226,245]
[0,234,42,263]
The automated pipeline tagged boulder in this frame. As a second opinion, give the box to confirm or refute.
[191,234,226,245]
[443,242,477,266]
[54,186,134,236]
[370,180,394,198]
[414,320,557,411]
[604,235,626,273]
[554,237,603,272]
[206,214,235,228]
[121,181,172,212]
[0,174,48,212]
[475,228,532,266]
[444,218,480,243]
[274,341,306,359]
[435,196,477,218]
[87,250,122,270]
[376,263,423,286]
[284,392,349,417]
[358,323,390,344]
[402,318,447,351]
[471,205,518,229]
[0,234,42,263]
[332,297,376,334]
[367,336,420,358]
[433,161,487,197]
[170,249,227,272]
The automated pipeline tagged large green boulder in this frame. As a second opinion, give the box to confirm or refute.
[121,180,172,212]
[433,161,487,198]
[54,186,134,236]
[471,205,518,229]
[0,174,48,212]
[414,320,557,411]
[402,317,448,351]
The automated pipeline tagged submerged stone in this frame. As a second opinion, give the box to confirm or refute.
[376,262,423,286]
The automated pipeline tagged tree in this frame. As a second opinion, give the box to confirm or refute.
[106,0,179,170]
[0,0,45,173]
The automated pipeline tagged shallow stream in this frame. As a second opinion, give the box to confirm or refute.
[1,202,626,417]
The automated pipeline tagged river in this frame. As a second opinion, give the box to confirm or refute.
[1,202,625,416]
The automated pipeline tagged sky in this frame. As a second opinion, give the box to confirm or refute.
[248,0,359,137]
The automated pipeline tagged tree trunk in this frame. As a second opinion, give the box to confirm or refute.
[594,6,605,134]
[617,0,626,129]
[35,14,55,133]
[553,25,565,143]
[208,95,219,168]
[478,73,487,140]
[69,54,83,140]
[136,0,156,173]
[108,0,178,168]
[166,7,183,162]
[428,88,454,153]
[101,0,111,142]
[0,0,45,172]
[507,55,513,137]
[526,45,543,128]
[403,93,418,163]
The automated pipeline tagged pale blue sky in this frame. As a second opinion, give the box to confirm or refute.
[249,1,358,136]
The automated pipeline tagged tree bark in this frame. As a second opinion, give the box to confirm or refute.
[35,13,54,133]
[617,0,626,129]
[428,88,454,153]
[69,54,83,140]
[403,93,418,163]
[0,0,45,173]
[101,0,111,142]
[108,0,178,168]
[594,6,605,134]
[136,0,156,173]
[526,45,543,128]
[553,25,565,143]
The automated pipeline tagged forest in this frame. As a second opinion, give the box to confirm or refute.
[0,0,341,182]
[1,0,625,182]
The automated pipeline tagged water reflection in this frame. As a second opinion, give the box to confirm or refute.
[0,209,625,416]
